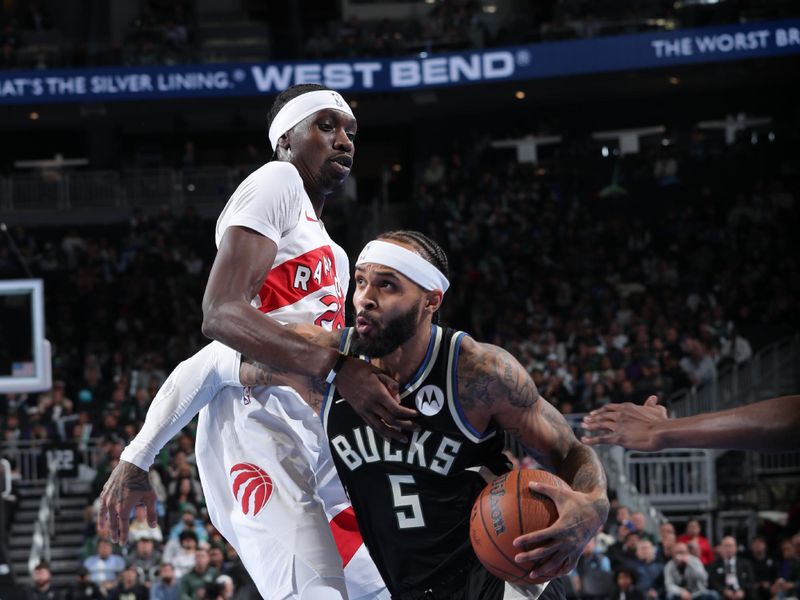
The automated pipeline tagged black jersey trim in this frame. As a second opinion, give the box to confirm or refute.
[447,331,497,444]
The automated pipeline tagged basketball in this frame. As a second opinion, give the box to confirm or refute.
[469,468,565,584]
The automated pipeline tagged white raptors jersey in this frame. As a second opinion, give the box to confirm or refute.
[215,160,349,330]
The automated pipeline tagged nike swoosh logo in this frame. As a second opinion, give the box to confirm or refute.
[306,211,319,222]
[335,398,346,404]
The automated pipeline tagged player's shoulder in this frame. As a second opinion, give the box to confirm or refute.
[230,161,304,200]
[456,335,513,375]
[252,160,303,186]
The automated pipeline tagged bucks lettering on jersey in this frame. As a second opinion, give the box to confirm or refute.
[322,325,510,595]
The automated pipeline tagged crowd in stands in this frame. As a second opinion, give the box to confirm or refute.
[563,507,800,600]
[120,0,195,67]
[410,126,798,415]
[0,0,195,70]
[1,117,798,597]
[304,1,488,59]
[2,0,798,69]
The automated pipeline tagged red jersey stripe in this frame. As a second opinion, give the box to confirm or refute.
[329,507,363,568]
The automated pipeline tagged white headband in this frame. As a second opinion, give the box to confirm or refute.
[356,240,450,293]
[268,90,355,150]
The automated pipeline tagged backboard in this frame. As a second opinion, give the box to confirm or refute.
[0,279,51,394]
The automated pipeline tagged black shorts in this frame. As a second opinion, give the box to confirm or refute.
[392,558,504,600]
[539,577,567,600]
[392,562,566,600]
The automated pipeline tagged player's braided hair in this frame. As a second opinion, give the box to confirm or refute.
[266,83,331,156]
[376,230,449,325]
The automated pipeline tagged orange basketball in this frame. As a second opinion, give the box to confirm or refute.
[469,468,564,584]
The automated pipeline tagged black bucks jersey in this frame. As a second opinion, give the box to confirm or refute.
[322,325,511,596]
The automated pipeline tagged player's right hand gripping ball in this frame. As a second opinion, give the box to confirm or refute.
[470,468,564,584]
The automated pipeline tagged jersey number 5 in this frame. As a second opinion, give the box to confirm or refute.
[388,474,425,529]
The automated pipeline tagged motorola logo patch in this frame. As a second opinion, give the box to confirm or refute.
[415,385,445,416]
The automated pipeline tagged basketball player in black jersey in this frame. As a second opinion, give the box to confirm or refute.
[240,231,610,600]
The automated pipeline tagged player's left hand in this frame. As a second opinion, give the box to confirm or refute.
[512,480,606,584]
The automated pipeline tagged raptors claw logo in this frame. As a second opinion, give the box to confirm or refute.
[229,463,273,517]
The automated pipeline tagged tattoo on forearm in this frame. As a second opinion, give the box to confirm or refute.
[559,444,609,519]
[459,343,540,412]
[541,402,572,459]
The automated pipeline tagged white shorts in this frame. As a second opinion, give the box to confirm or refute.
[196,381,387,600]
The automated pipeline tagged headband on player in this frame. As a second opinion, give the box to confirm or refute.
[268,90,355,150]
[356,240,450,293]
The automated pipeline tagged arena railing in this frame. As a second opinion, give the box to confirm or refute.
[595,444,667,534]
[623,449,717,511]
[623,333,800,519]
[0,167,239,215]
[0,438,105,483]
[28,461,58,576]
[667,334,800,418]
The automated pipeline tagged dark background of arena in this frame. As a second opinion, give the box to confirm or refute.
[1,1,799,599]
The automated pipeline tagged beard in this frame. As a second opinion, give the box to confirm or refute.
[350,305,419,358]
[319,161,348,192]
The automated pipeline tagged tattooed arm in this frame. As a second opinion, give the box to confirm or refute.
[457,337,610,583]
[238,323,342,414]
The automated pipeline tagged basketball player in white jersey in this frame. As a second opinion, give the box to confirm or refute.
[98,85,414,600]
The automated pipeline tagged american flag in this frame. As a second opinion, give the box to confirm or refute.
[12,362,35,377]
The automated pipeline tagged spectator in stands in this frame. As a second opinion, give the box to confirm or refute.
[679,339,717,387]
[208,546,227,575]
[83,538,126,590]
[125,536,161,586]
[163,530,197,579]
[179,546,218,600]
[150,563,180,600]
[631,512,658,545]
[63,567,102,600]
[607,505,632,539]
[631,540,664,599]
[718,325,753,367]
[678,520,715,566]
[167,505,206,542]
[571,536,612,594]
[167,450,197,482]
[664,542,719,600]
[771,539,800,599]
[613,568,645,600]
[215,574,235,599]
[609,531,642,572]
[29,563,62,600]
[746,536,776,600]
[127,504,164,544]
[659,525,679,563]
[166,476,202,522]
[107,566,147,600]
[709,536,757,600]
